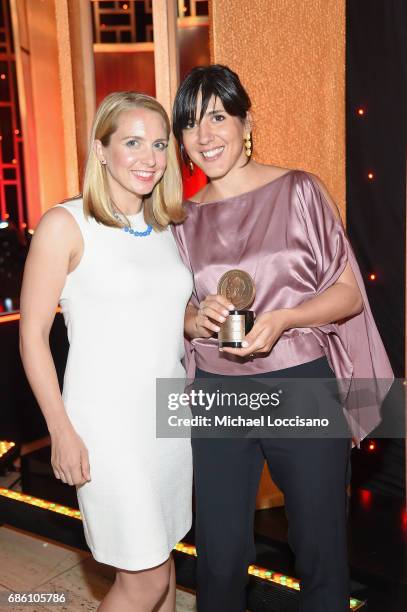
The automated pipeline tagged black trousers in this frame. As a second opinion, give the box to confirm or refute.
[192,357,351,612]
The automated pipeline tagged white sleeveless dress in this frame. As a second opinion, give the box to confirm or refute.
[57,198,193,570]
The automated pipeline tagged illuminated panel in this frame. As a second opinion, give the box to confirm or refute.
[0,441,15,458]
[0,488,81,520]
[0,490,365,609]
[0,307,62,324]
[174,542,365,610]
[0,312,20,323]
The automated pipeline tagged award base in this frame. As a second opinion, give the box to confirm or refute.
[218,309,255,348]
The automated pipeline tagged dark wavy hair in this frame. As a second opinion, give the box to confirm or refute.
[172,64,252,165]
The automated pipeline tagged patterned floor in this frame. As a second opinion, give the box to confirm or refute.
[0,525,196,611]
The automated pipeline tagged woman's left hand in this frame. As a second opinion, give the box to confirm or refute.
[220,309,292,358]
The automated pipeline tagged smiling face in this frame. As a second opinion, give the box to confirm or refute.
[95,107,168,208]
[181,93,250,180]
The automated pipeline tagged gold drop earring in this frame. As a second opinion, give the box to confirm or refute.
[244,133,252,158]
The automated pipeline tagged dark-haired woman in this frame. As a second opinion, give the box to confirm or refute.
[172,65,393,612]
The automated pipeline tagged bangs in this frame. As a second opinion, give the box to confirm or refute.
[172,67,249,142]
[189,80,238,125]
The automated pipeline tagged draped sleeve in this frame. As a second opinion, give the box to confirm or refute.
[295,173,394,444]
[171,222,199,379]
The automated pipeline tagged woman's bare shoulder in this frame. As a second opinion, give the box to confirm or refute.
[32,202,83,248]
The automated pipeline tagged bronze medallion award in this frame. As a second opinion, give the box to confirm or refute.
[217,269,255,348]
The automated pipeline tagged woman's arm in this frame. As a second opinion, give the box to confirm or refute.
[287,174,363,324]
[184,264,362,349]
[20,207,90,486]
[222,175,364,357]
[286,262,363,327]
[221,263,363,357]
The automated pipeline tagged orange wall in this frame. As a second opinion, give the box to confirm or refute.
[209,0,346,218]
[24,0,68,220]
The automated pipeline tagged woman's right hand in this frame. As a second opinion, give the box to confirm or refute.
[50,422,91,486]
[193,294,235,338]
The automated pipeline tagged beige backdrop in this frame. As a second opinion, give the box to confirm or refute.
[209,0,346,218]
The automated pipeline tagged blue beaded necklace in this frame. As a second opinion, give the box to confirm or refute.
[112,209,153,238]
[123,224,152,237]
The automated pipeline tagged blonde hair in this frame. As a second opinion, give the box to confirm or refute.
[83,91,184,230]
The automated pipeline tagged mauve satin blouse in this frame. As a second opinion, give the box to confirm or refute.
[172,170,393,443]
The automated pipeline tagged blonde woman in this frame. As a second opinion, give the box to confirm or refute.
[20,92,193,611]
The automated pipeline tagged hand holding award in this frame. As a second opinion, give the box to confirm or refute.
[217,269,255,348]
